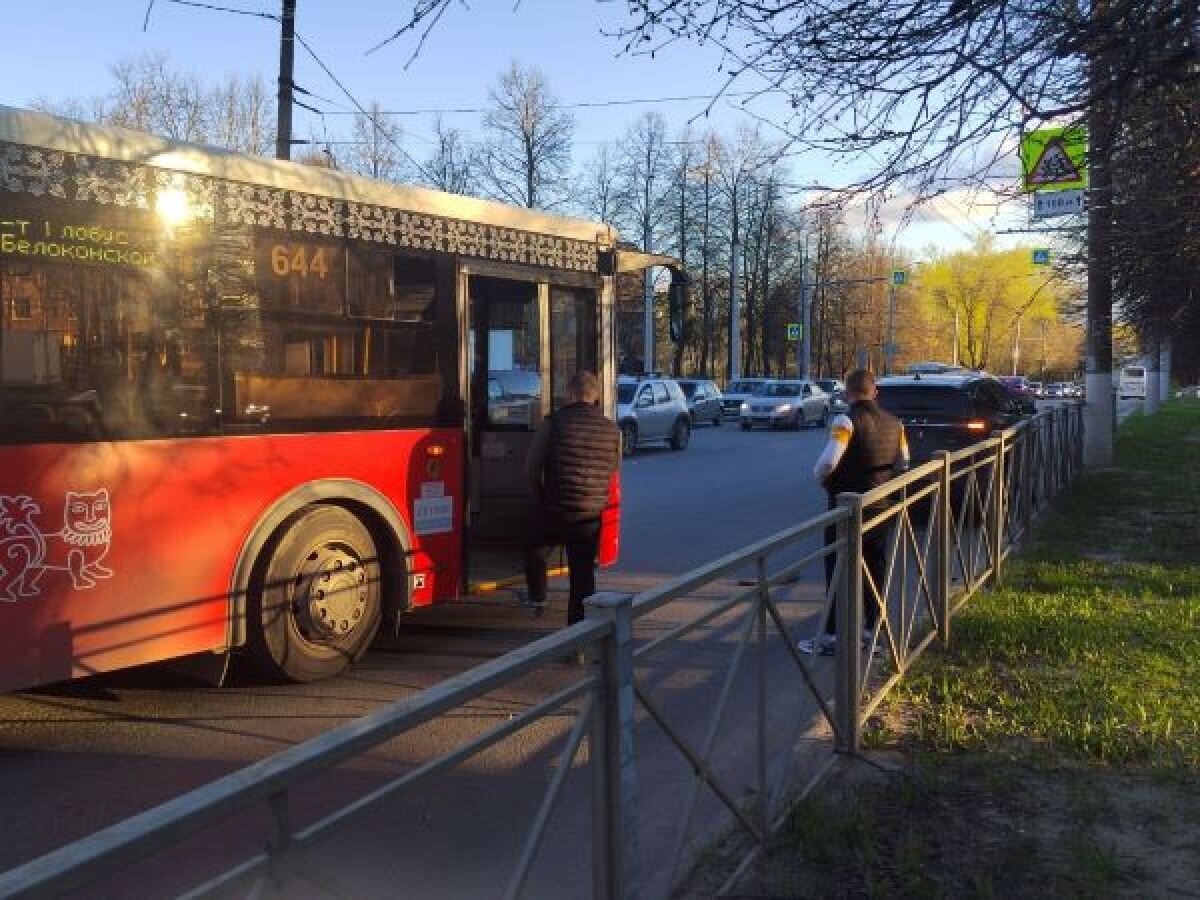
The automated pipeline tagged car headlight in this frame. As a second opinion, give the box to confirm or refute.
[776,404,793,414]
[740,402,750,413]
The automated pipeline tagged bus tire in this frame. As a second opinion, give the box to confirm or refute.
[248,504,382,683]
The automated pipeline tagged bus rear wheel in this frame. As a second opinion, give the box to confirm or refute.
[248,504,382,683]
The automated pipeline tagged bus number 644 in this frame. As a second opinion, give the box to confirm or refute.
[271,244,330,279]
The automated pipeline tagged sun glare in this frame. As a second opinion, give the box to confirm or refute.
[155,187,192,227]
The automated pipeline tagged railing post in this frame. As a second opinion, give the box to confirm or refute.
[1074,402,1085,478]
[1050,408,1060,493]
[990,435,1006,582]
[1041,414,1051,503]
[1060,408,1070,494]
[585,592,639,900]
[1021,424,1034,536]
[834,494,863,755]
[933,451,952,645]
[754,557,769,843]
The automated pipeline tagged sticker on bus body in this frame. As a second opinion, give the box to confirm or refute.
[413,495,454,536]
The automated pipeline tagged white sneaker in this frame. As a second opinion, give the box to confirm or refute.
[799,634,837,656]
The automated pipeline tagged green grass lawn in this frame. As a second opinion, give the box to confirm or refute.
[708,401,1200,899]
[895,401,1200,768]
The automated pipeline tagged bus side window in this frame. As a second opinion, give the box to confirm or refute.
[224,234,447,430]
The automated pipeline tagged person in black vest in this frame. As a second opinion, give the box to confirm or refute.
[523,371,621,625]
[800,368,909,655]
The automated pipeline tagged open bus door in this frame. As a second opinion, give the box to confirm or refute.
[459,252,685,598]
[461,264,602,594]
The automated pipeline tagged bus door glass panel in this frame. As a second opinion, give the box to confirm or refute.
[467,275,544,541]
[549,287,597,410]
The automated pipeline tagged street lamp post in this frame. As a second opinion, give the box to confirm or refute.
[797,235,812,379]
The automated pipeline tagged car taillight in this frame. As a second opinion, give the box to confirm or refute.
[965,420,987,432]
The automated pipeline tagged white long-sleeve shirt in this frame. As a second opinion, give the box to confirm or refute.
[813,413,910,483]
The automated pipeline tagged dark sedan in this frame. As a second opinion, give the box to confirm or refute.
[998,376,1038,414]
[876,373,1027,464]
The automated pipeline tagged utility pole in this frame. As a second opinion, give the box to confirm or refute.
[797,236,812,378]
[1144,334,1160,416]
[729,225,742,380]
[1160,335,1172,403]
[642,269,655,374]
[1084,2,1115,467]
[1039,321,1047,378]
[1011,315,1023,376]
[952,308,960,367]
[274,0,297,161]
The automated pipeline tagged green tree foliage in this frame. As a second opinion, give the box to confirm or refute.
[912,239,1071,375]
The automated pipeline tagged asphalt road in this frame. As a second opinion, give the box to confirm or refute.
[0,421,838,898]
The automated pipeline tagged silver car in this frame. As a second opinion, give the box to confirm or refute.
[616,376,692,455]
[676,378,723,427]
[739,380,831,430]
[815,378,848,414]
[720,377,770,419]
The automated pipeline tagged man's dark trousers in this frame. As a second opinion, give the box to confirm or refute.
[822,494,886,635]
[524,511,602,625]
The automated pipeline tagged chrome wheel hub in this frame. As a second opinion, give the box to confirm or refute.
[293,547,369,641]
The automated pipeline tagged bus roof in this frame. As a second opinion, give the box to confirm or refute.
[0,104,611,245]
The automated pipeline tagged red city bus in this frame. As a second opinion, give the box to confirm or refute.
[0,105,681,690]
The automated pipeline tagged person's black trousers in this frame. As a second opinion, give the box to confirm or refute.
[823,494,885,635]
[523,511,602,625]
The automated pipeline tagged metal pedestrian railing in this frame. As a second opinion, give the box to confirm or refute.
[0,403,1084,900]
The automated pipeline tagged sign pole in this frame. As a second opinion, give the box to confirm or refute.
[885,281,896,375]
[884,269,905,375]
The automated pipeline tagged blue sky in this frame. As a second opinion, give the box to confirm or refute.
[1,0,1030,253]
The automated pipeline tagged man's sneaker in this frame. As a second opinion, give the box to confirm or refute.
[515,588,546,617]
[798,634,837,656]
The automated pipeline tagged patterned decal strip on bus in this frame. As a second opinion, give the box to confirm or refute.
[0,142,598,272]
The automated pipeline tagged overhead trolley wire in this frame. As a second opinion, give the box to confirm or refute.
[159,0,438,180]
[315,89,785,117]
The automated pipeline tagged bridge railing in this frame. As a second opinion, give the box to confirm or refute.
[0,403,1084,900]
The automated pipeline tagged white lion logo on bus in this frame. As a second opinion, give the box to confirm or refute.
[0,489,114,601]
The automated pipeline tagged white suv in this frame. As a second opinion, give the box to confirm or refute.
[616,376,692,456]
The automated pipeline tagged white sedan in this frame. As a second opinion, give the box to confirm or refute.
[739,380,831,430]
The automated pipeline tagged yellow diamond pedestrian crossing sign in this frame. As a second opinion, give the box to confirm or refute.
[1021,126,1088,192]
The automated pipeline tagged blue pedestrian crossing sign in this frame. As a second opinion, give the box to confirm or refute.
[786,323,803,342]
[1032,248,1051,265]
[892,270,907,286]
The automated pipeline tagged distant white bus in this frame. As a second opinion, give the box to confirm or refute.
[1118,365,1147,399]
